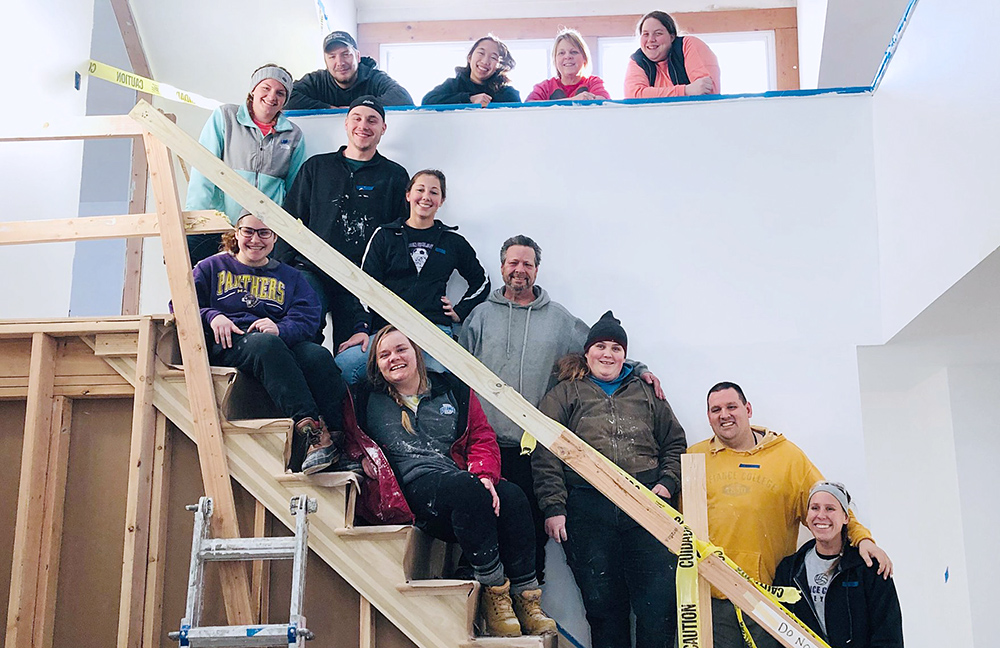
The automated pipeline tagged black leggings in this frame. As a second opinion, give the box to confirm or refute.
[403,471,536,588]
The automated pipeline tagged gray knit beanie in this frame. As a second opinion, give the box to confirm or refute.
[250,65,293,98]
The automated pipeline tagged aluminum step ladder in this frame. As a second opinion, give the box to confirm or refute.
[170,495,317,647]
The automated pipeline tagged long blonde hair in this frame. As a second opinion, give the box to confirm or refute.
[366,325,430,433]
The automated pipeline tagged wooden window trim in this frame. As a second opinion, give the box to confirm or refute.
[358,8,799,91]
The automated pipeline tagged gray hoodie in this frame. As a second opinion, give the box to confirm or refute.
[459,287,648,447]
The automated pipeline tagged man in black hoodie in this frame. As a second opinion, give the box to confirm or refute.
[275,96,409,347]
[285,31,413,110]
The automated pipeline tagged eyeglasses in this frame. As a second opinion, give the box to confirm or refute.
[237,226,274,240]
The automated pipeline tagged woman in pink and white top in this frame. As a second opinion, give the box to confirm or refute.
[624,11,720,99]
[526,29,610,102]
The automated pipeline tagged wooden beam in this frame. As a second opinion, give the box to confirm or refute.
[108,0,153,317]
[0,116,144,141]
[360,596,376,648]
[116,317,158,648]
[141,129,253,625]
[0,210,230,246]
[129,100,824,648]
[142,413,171,648]
[31,396,72,648]
[250,501,271,622]
[0,316,160,338]
[774,27,801,91]
[5,333,57,648]
[681,454,713,647]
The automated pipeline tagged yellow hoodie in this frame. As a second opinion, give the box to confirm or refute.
[687,425,872,598]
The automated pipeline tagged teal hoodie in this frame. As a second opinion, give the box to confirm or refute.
[185,102,306,223]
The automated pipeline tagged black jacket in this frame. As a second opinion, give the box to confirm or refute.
[275,147,409,312]
[774,540,903,648]
[356,218,490,332]
[422,68,520,105]
[286,57,413,110]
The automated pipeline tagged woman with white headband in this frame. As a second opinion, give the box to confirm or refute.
[774,481,903,648]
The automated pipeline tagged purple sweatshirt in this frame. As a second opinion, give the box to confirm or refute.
[193,252,321,347]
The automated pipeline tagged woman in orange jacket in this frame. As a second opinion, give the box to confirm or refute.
[624,11,721,99]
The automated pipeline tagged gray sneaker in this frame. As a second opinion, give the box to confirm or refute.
[302,444,336,475]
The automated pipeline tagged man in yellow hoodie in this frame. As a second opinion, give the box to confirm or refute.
[687,381,893,648]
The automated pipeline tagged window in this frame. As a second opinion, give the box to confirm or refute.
[381,30,777,103]
[598,31,776,99]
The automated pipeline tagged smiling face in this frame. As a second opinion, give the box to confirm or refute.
[806,491,848,552]
[501,245,538,301]
[406,174,444,223]
[344,106,386,156]
[554,36,587,83]
[585,340,626,381]
[640,17,674,63]
[234,215,275,267]
[325,43,360,88]
[375,330,422,394]
[707,388,755,450]
[250,78,287,123]
[468,39,501,84]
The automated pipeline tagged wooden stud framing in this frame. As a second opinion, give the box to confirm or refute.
[128,100,823,648]
[360,596,376,648]
[251,501,271,622]
[0,116,144,142]
[31,396,72,648]
[116,317,158,648]
[5,333,57,648]
[108,0,153,317]
[142,412,171,648]
[681,454,713,647]
[0,210,230,246]
[142,130,254,624]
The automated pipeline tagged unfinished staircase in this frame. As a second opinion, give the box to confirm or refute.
[86,323,556,648]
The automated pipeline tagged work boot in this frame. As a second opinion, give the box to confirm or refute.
[480,580,521,637]
[299,417,338,475]
[512,588,557,635]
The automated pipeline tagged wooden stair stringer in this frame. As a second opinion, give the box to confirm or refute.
[97,352,479,648]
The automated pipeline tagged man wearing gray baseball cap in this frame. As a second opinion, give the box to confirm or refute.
[286,30,413,109]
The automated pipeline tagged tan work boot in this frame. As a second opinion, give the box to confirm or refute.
[512,588,557,635]
[480,580,521,637]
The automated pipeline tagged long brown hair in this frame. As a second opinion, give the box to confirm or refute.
[366,325,430,434]
[556,353,590,382]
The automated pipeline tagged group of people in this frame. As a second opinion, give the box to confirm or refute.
[285,11,719,112]
[184,14,901,648]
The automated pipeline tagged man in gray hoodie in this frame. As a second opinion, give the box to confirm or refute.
[459,234,663,582]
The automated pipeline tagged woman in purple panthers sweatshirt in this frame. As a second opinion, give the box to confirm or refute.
[193,211,351,475]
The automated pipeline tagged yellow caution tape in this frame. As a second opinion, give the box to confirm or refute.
[83,60,222,111]
[576,448,830,648]
[520,431,536,455]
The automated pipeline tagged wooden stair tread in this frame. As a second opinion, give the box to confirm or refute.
[397,580,476,596]
[223,417,292,435]
[461,635,558,648]
[273,471,360,488]
[335,524,412,538]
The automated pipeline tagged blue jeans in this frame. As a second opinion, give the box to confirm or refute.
[563,486,677,648]
[335,323,453,385]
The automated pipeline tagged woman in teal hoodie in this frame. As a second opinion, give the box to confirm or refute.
[185,64,307,265]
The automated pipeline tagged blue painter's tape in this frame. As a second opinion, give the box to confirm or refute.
[738,463,761,469]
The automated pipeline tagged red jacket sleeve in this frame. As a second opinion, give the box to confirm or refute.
[459,392,502,484]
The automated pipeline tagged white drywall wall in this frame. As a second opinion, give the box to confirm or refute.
[0,1,96,318]
[818,0,911,88]
[858,362,974,646]
[796,0,828,89]
[949,365,1000,648]
[873,0,1000,339]
[135,92,884,642]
